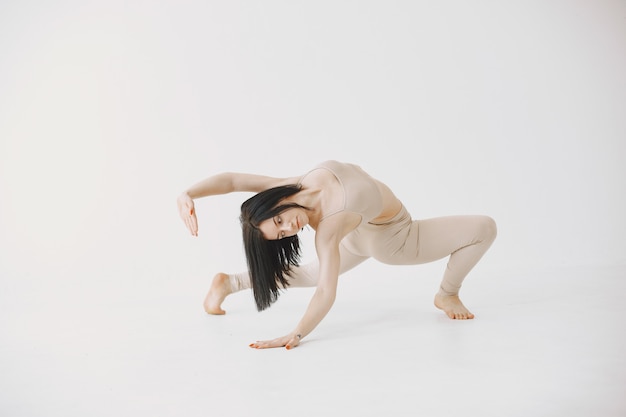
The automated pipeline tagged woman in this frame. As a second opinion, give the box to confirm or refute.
[178,160,497,350]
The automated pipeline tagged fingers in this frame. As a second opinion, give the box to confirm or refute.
[183,214,197,236]
[249,335,301,350]
[249,339,284,349]
[187,213,198,236]
[179,202,198,236]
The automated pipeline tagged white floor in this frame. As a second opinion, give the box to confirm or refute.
[1,262,624,417]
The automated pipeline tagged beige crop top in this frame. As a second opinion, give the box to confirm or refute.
[299,160,384,226]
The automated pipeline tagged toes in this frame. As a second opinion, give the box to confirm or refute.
[451,311,472,320]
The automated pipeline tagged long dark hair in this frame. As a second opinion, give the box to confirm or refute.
[240,184,309,311]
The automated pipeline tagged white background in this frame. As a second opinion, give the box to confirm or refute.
[1,1,625,416]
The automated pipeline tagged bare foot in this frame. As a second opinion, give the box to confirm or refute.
[203,273,231,315]
[434,293,475,320]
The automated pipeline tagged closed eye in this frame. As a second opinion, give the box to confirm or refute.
[273,216,283,240]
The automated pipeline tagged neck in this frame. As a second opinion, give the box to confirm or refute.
[289,188,323,228]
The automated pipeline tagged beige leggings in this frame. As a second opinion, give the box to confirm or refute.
[229,205,497,296]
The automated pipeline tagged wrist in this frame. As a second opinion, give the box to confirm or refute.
[180,191,194,200]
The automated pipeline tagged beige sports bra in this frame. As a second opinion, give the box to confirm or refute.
[299,160,384,226]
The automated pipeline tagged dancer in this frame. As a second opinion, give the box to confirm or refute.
[178,160,497,350]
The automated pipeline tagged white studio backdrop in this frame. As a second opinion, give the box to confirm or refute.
[0,0,625,302]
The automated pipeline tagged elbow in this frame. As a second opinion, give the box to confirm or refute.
[315,285,337,306]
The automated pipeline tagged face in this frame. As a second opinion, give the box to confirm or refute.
[259,208,307,240]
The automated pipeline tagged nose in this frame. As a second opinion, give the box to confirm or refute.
[281,220,295,234]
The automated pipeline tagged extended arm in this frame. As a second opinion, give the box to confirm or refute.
[184,172,296,198]
[177,171,298,236]
[292,242,340,336]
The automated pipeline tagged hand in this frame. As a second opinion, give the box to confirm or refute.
[249,333,302,350]
[177,193,198,236]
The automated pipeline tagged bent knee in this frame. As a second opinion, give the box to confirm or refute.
[479,216,497,242]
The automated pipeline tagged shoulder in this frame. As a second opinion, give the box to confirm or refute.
[316,160,352,171]
[314,160,375,182]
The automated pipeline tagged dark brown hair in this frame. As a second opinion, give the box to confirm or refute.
[240,185,309,311]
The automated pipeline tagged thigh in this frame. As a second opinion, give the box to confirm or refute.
[413,215,494,264]
[286,240,369,287]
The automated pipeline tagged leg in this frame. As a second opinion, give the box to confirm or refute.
[362,208,496,319]
[415,215,497,319]
[204,243,369,314]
